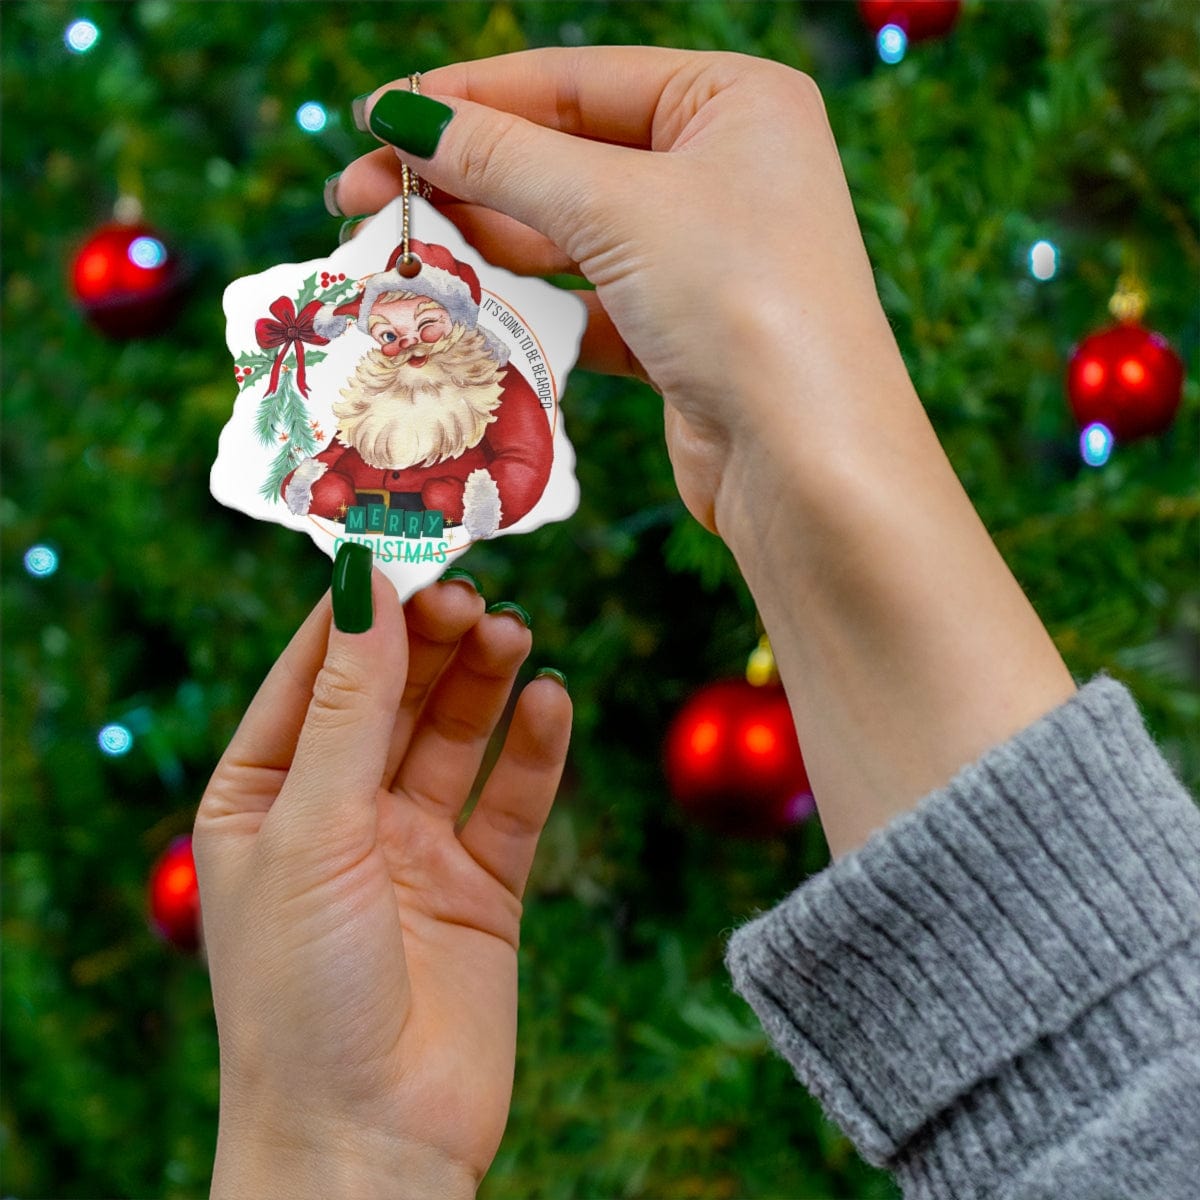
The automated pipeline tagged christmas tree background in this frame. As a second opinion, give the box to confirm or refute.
[2,2,1196,1197]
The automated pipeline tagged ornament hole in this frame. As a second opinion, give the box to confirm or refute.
[397,253,422,279]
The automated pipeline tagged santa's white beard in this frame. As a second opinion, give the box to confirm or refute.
[332,326,504,470]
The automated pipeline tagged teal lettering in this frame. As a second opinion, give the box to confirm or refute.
[344,506,366,532]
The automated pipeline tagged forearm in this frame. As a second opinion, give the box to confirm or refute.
[715,318,1075,857]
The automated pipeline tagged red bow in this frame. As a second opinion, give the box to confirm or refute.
[254,296,329,397]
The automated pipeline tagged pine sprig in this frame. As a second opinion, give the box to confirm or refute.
[256,368,321,503]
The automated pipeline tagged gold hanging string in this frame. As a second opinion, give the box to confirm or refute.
[397,72,430,277]
[1108,248,1148,324]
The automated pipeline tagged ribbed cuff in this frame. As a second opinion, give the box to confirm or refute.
[725,677,1200,1191]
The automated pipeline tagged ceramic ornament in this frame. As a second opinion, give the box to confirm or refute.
[212,197,586,600]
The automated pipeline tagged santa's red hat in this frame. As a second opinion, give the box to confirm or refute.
[314,240,483,340]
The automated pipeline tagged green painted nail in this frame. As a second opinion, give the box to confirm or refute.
[535,667,568,691]
[486,600,531,628]
[439,567,482,594]
[368,89,453,159]
[323,172,343,218]
[351,93,371,133]
[338,215,368,245]
[332,542,373,633]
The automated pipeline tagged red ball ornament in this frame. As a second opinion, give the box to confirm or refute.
[859,0,961,41]
[71,222,184,338]
[1067,323,1184,443]
[148,835,201,952]
[665,679,814,838]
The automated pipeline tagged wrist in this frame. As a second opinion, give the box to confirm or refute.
[212,1110,477,1200]
[711,341,1073,857]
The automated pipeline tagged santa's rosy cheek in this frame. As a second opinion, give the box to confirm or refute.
[381,341,403,357]
[420,324,446,344]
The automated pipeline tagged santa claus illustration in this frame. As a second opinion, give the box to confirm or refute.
[282,240,553,540]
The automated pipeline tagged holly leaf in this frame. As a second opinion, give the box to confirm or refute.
[322,279,360,305]
[234,348,276,390]
[293,271,321,310]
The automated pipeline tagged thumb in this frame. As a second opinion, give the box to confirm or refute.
[364,88,636,263]
[272,546,406,852]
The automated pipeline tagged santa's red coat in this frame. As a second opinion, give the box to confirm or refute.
[283,364,553,527]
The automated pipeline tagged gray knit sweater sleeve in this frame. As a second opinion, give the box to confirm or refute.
[725,677,1200,1199]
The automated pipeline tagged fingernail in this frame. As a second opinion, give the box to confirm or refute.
[439,567,482,594]
[535,667,568,692]
[486,600,531,628]
[332,542,373,633]
[368,89,454,159]
[338,215,369,245]
[351,93,374,132]
[323,172,343,217]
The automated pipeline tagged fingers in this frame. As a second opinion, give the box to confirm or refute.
[418,47,706,148]
[198,593,335,823]
[391,609,532,821]
[362,88,638,264]
[577,291,653,383]
[270,570,407,847]
[458,675,572,898]
[334,148,578,276]
[382,577,486,787]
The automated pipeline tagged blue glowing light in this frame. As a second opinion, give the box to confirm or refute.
[65,19,100,54]
[1080,422,1114,468]
[128,236,167,269]
[296,102,328,133]
[98,723,134,756]
[24,545,59,577]
[1029,240,1058,281]
[877,24,907,64]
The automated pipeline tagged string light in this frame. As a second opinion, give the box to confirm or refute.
[1029,240,1058,281]
[128,236,168,269]
[64,19,100,54]
[23,545,59,577]
[296,102,328,133]
[1080,422,1114,467]
[877,24,908,64]
[98,723,134,756]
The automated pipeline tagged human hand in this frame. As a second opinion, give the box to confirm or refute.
[335,47,909,535]
[194,566,570,1197]
[336,49,1075,859]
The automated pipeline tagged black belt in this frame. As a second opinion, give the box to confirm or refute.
[356,490,423,511]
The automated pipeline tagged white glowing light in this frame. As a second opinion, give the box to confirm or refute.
[296,102,328,133]
[1080,422,1114,468]
[24,545,59,577]
[98,723,134,756]
[877,24,907,64]
[65,19,100,54]
[128,236,167,269]
[1029,240,1058,281]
